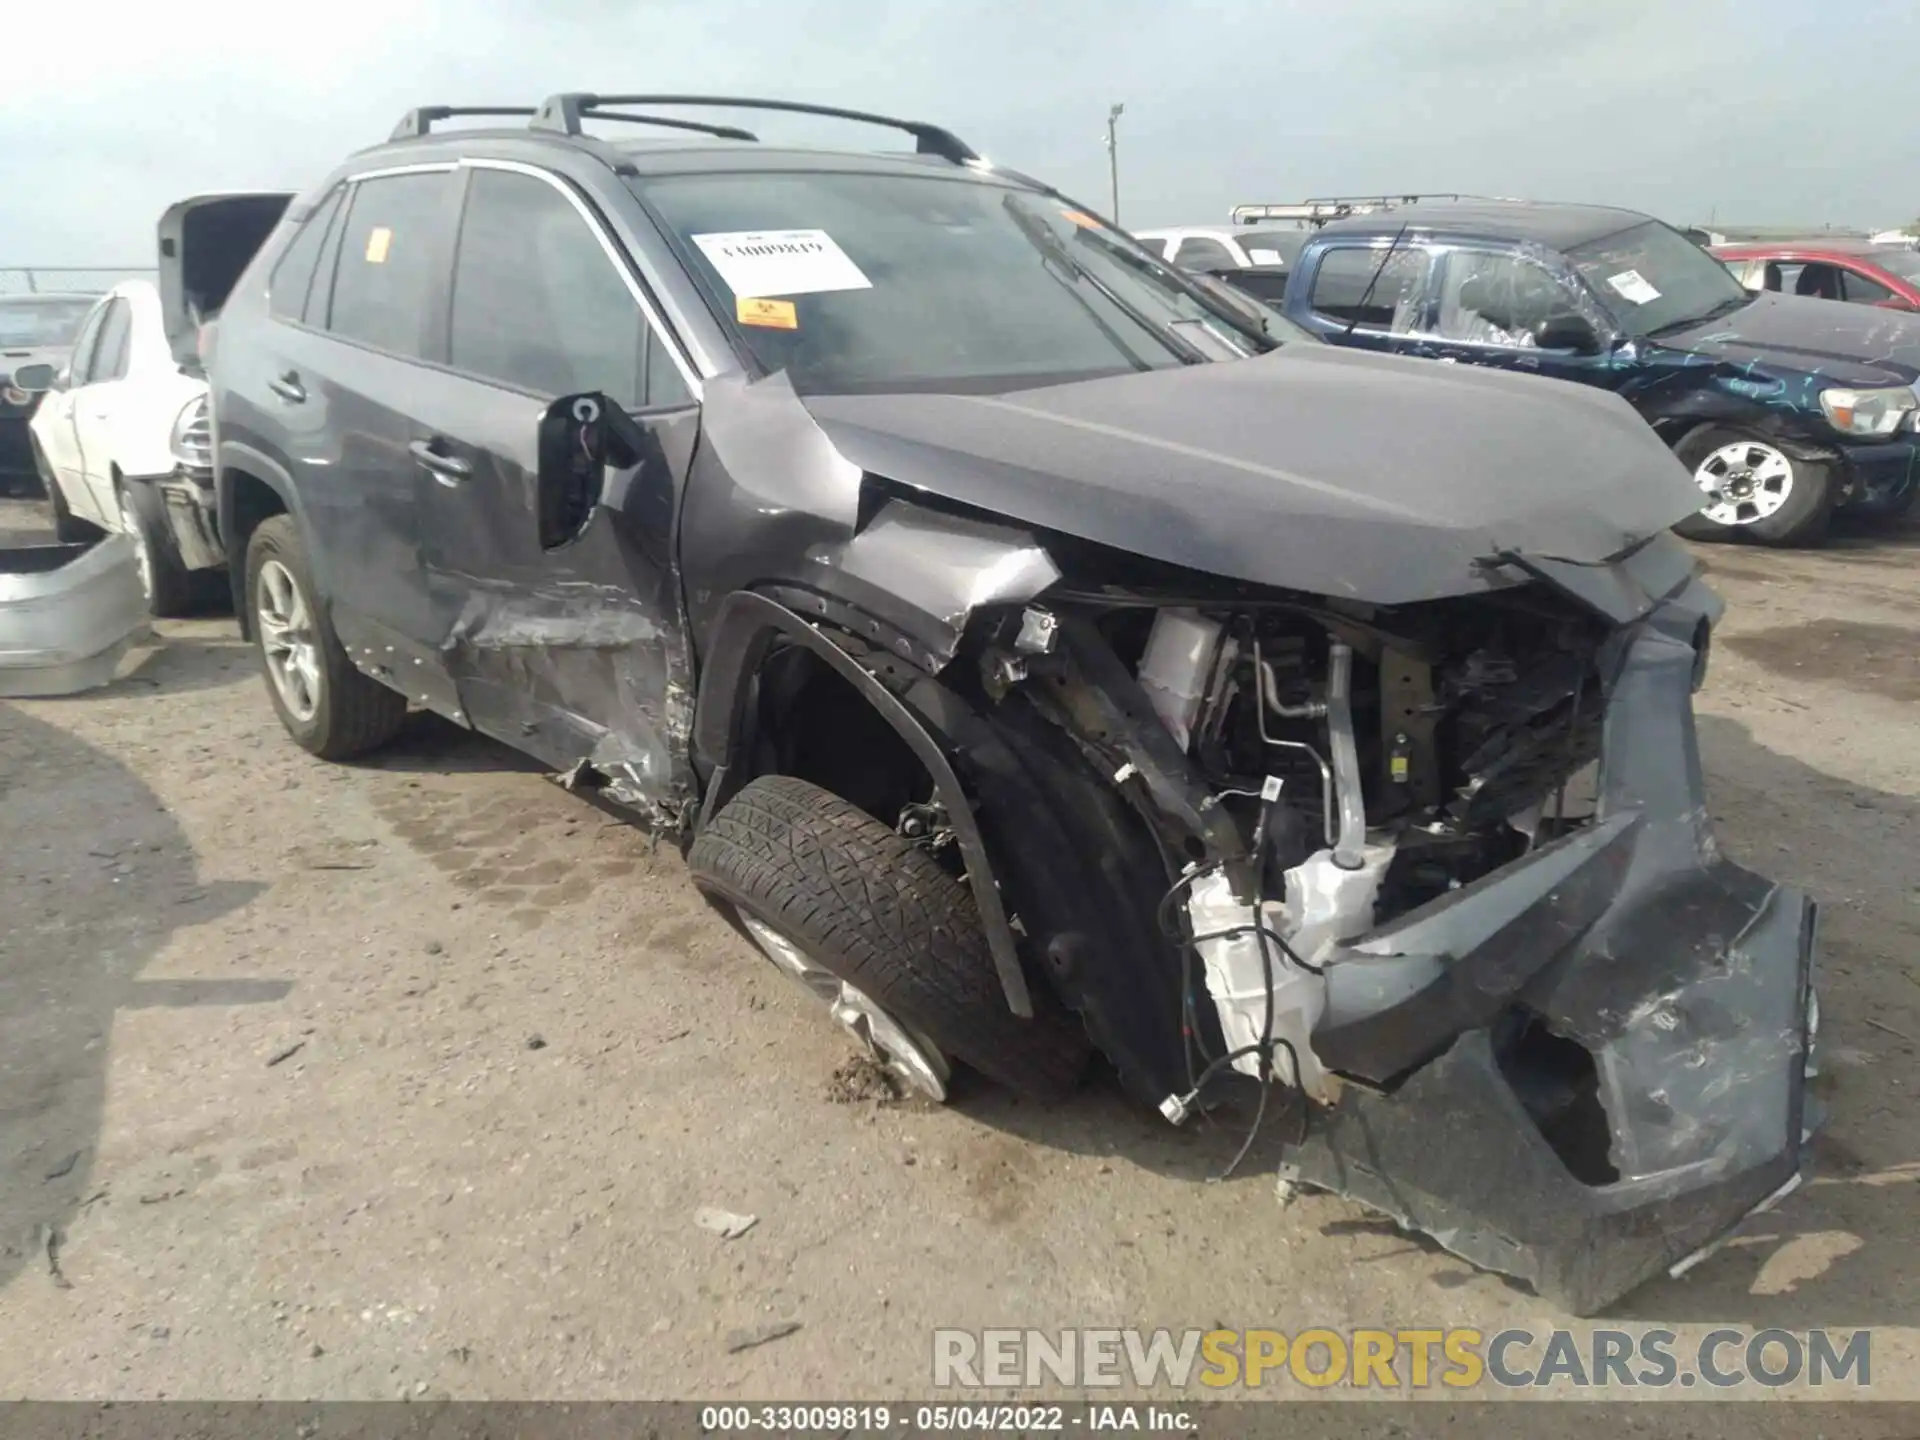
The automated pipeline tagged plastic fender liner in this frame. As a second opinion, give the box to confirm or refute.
[691,588,1033,1018]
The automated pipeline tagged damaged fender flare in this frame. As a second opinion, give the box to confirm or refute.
[691,588,1035,1019]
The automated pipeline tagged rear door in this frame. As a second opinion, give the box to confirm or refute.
[275,166,468,717]
[408,160,700,795]
[72,295,135,519]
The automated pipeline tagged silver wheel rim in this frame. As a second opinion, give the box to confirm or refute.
[118,492,152,601]
[1693,440,1794,526]
[738,913,951,1101]
[255,558,322,723]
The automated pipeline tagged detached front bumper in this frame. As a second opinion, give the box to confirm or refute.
[150,464,224,571]
[1836,435,1920,511]
[1284,614,1816,1316]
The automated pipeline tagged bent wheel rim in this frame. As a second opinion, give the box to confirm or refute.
[739,912,952,1101]
[255,558,322,723]
[1693,440,1794,526]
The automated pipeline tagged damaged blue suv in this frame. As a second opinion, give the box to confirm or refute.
[162,96,1815,1314]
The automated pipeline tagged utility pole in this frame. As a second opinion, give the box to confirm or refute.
[1105,103,1125,224]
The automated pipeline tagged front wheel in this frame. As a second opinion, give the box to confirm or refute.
[245,515,407,760]
[1671,427,1833,547]
[688,774,1089,1101]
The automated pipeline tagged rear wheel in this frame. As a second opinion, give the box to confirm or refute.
[688,774,1089,1101]
[245,515,407,759]
[33,437,99,544]
[117,480,196,616]
[1671,427,1833,547]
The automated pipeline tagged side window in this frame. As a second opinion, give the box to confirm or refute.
[1790,263,1843,302]
[1172,236,1237,272]
[326,171,453,357]
[644,328,694,407]
[1435,251,1575,348]
[269,187,346,322]
[1309,246,1432,332]
[92,299,133,382]
[1840,269,1895,305]
[1769,261,1803,294]
[449,167,662,408]
[66,301,111,385]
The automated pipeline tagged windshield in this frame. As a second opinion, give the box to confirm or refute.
[1566,221,1752,336]
[1236,231,1309,266]
[0,298,95,348]
[639,170,1299,395]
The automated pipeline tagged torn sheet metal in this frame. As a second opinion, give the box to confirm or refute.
[0,536,148,698]
[1284,612,1816,1316]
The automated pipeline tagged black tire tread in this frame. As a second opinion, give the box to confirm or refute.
[689,774,1088,1098]
[1671,425,1832,548]
[119,479,197,617]
[246,515,407,760]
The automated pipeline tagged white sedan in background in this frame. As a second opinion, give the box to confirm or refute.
[18,279,221,615]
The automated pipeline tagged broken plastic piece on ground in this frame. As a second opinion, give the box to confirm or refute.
[0,535,149,697]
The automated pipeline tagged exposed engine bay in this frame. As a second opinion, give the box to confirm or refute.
[1010,582,1610,1106]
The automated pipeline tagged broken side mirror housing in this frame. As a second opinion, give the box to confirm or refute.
[9,362,57,394]
[1535,313,1603,355]
[536,392,651,550]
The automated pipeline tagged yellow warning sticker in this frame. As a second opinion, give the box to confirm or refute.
[737,296,798,330]
[365,227,393,264]
[1060,209,1100,229]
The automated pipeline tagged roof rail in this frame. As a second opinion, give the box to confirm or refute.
[1229,194,1495,227]
[530,94,978,164]
[391,106,538,140]
[564,111,759,143]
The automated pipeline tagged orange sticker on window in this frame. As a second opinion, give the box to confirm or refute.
[365,227,393,264]
[737,296,797,329]
[1059,209,1100,229]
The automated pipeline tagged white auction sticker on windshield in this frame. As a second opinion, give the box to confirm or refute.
[691,229,872,298]
[1605,269,1662,305]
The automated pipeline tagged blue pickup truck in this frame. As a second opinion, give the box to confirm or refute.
[1271,200,1920,545]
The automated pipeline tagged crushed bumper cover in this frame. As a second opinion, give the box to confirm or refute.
[1282,615,1816,1316]
[0,535,149,697]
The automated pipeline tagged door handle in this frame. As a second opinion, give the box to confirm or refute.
[409,439,471,483]
[268,371,306,404]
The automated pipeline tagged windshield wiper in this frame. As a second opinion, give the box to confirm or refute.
[1002,198,1209,366]
[1644,292,1752,337]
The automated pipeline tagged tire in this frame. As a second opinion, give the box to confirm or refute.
[31,436,97,543]
[1670,426,1833,547]
[245,514,407,760]
[689,774,1090,1100]
[117,479,197,617]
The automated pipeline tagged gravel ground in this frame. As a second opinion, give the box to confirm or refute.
[1,494,1916,1409]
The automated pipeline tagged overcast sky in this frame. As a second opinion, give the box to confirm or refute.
[4,0,1916,267]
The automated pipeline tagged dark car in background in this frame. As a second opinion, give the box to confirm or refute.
[0,292,98,495]
[1714,239,1920,313]
[1279,201,1920,543]
[159,96,1812,1314]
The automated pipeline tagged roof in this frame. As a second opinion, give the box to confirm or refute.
[1314,199,1653,250]
[1712,238,1908,259]
[0,290,99,305]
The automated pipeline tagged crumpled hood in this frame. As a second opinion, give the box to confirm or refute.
[1650,291,1920,388]
[802,343,1706,604]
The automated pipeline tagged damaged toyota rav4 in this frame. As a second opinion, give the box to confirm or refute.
[168,95,1817,1315]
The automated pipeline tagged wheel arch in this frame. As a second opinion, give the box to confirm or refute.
[216,442,303,635]
[691,589,1034,1018]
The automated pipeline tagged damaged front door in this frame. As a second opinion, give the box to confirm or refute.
[413,160,702,814]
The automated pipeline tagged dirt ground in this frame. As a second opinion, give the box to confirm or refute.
[2,494,1917,1409]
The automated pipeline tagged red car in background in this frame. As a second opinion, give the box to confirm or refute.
[1712,240,1920,310]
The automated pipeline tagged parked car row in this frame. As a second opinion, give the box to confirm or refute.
[4,98,1822,1316]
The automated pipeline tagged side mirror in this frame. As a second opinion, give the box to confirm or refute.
[1535,314,1603,356]
[536,392,651,550]
[9,362,58,393]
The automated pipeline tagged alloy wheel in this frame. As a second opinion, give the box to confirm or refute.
[255,558,322,723]
[1693,440,1794,526]
[738,912,952,1101]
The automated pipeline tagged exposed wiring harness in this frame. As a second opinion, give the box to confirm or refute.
[1156,778,1316,1182]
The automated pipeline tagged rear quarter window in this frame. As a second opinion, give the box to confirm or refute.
[270,188,346,322]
